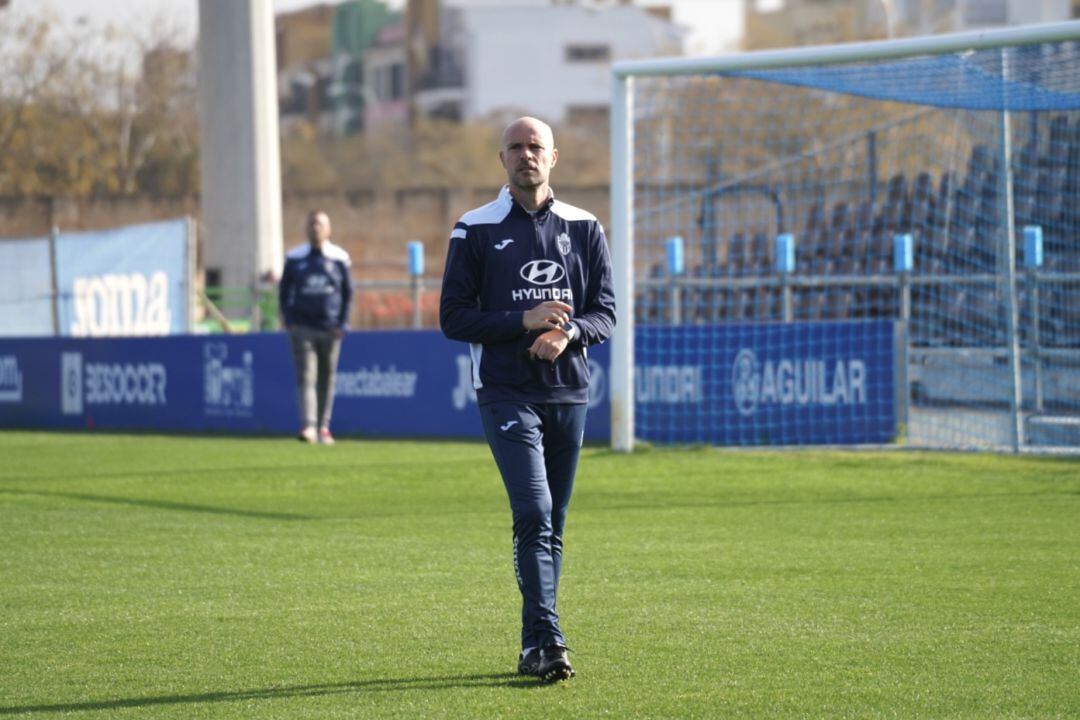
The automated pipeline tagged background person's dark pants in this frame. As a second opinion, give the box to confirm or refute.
[288,325,342,430]
[480,400,588,652]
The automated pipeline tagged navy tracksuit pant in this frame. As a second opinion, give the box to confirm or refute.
[480,400,588,652]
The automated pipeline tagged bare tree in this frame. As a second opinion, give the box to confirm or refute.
[0,10,198,198]
[0,12,70,194]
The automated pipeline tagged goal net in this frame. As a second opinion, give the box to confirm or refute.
[609,22,1080,452]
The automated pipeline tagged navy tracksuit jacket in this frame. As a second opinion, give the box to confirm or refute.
[440,186,616,404]
[440,186,616,652]
[279,241,353,332]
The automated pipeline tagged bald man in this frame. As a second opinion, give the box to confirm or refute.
[440,117,616,682]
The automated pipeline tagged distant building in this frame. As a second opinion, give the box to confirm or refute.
[276,4,337,134]
[743,0,1074,50]
[363,21,408,130]
[276,0,683,134]
[277,1,400,135]
[948,0,1071,31]
[328,0,400,134]
[409,0,684,125]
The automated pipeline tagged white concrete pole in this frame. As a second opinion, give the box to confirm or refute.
[198,0,283,303]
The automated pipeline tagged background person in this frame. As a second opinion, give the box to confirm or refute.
[279,210,352,445]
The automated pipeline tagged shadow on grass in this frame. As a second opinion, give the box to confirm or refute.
[0,489,309,521]
[0,673,550,714]
[576,487,1080,516]
[1,455,487,487]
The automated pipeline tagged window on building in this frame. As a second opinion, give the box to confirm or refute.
[374,63,405,101]
[375,67,388,100]
[565,44,610,63]
[343,58,363,85]
[390,63,404,100]
[315,76,332,109]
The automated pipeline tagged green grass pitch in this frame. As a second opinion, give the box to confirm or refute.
[1,431,1078,719]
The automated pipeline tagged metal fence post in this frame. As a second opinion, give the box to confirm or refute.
[250,283,262,331]
[1024,225,1044,412]
[666,235,684,325]
[48,225,60,336]
[408,240,424,330]
[775,233,795,322]
[894,233,914,439]
[894,233,913,322]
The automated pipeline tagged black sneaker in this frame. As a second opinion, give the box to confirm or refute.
[537,644,574,683]
[517,648,541,676]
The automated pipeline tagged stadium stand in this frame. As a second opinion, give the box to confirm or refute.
[637,112,1079,353]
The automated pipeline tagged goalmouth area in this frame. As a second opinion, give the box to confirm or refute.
[610,21,1080,454]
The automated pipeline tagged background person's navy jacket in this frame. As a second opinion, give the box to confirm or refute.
[279,241,353,331]
[440,186,616,406]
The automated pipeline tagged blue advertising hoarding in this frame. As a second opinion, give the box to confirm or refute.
[0,332,600,440]
[55,218,192,337]
[0,321,894,445]
[636,321,896,445]
[0,237,54,337]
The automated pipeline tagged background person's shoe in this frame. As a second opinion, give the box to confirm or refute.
[538,645,574,683]
[517,648,541,676]
[318,428,335,445]
[297,427,317,443]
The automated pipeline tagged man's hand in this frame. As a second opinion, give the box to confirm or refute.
[528,329,570,363]
[522,300,572,331]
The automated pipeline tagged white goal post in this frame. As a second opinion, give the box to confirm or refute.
[609,20,1080,453]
